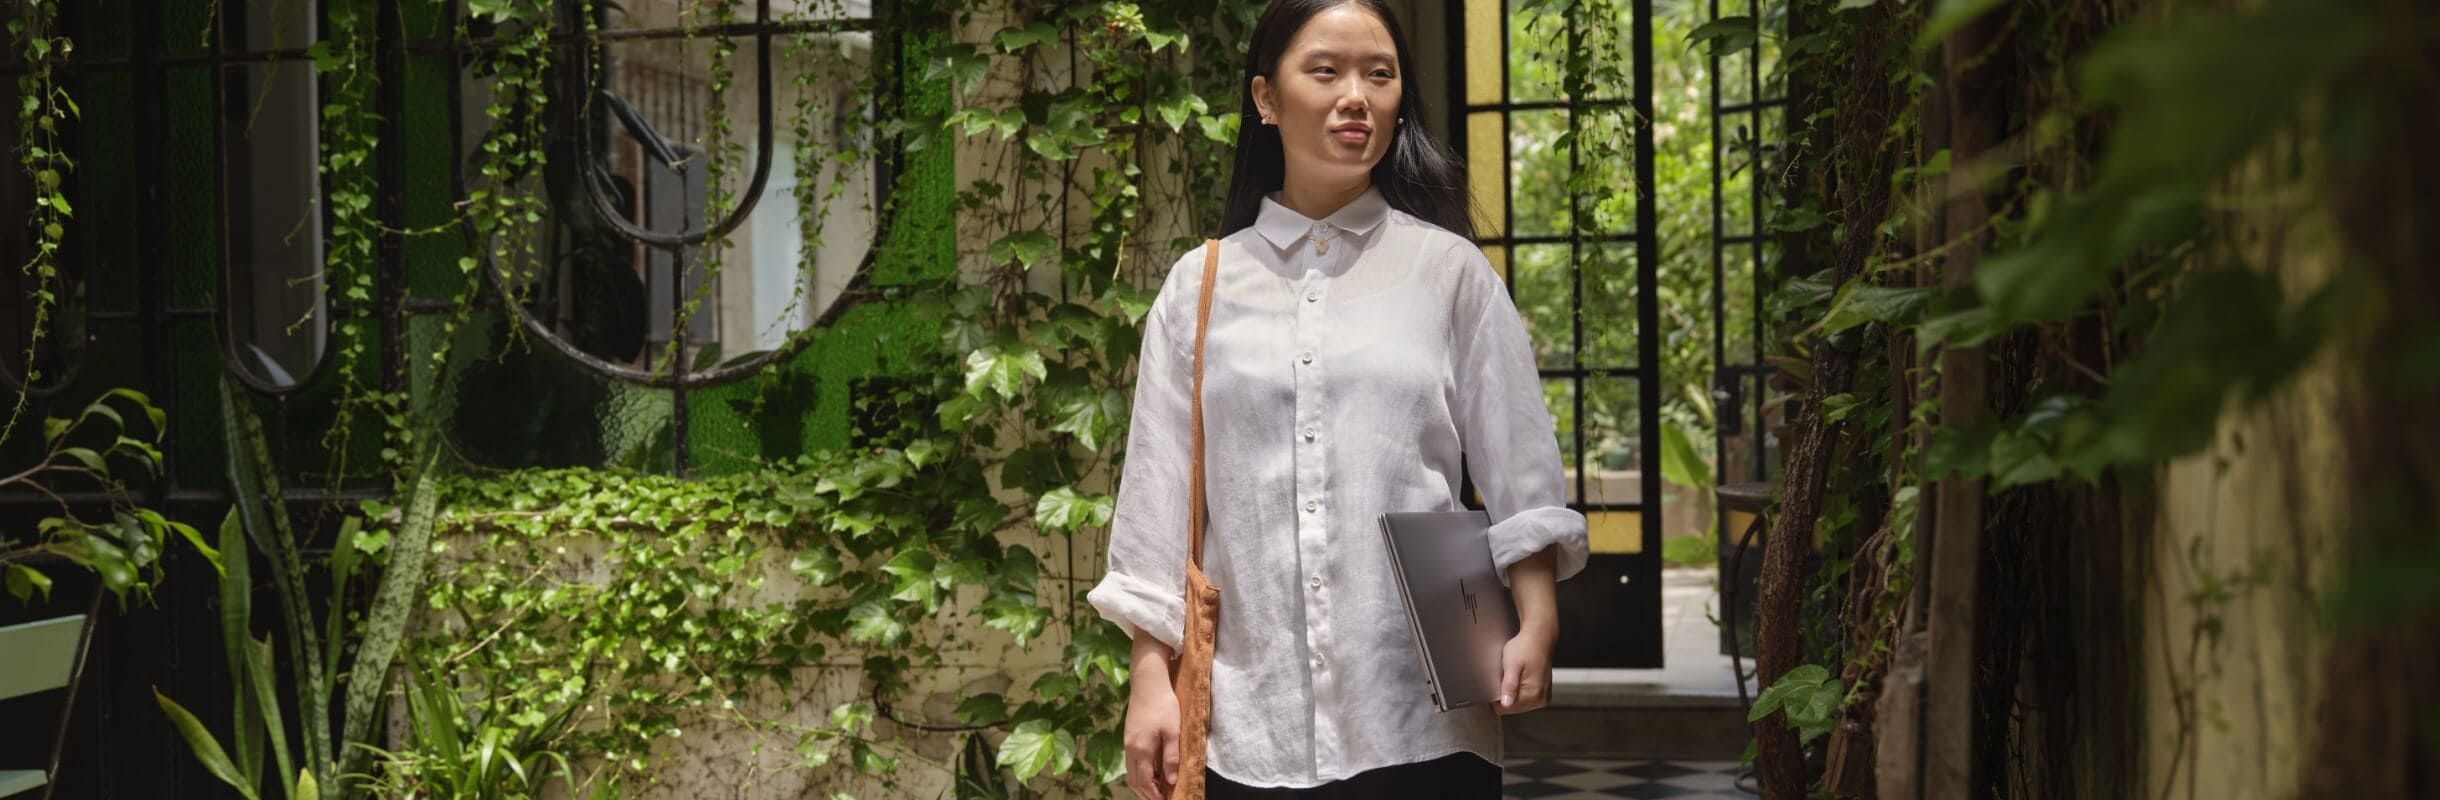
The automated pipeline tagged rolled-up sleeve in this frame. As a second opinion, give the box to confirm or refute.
[1086,254,1200,650]
[1448,244,1590,586]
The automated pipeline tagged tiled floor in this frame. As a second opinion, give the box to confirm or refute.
[1503,759,1756,800]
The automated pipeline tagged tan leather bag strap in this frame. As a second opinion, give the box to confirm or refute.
[1188,239,1219,567]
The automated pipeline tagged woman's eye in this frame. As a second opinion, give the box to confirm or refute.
[1371,70,1394,79]
[1314,67,1337,76]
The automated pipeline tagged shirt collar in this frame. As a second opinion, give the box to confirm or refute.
[1253,186,1393,250]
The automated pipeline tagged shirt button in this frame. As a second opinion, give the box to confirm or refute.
[1315,222,1333,235]
[1305,292,1319,303]
[1303,426,1317,441]
[1305,500,1319,513]
[1310,575,1323,589]
[1300,351,1314,365]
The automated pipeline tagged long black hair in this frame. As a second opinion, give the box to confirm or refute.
[1219,0,1475,239]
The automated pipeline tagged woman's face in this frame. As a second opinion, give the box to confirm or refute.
[1252,5,1404,189]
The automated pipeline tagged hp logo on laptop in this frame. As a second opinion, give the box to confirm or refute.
[1460,578,1478,624]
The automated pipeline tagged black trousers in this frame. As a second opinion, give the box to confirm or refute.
[1205,752,1502,799]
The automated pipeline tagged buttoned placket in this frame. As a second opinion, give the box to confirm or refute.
[1294,221,1340,779]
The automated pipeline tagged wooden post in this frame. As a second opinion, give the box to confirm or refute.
[1921,7,2004,798]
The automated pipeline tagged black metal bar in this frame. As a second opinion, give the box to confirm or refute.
[0,487,399,507]
[1565,5,1588,511]
[1505,231,1639,246]
[1748,0,1769,481]
[1718,96,1786,115]
[1539,366,1646,379]
[1709,0,1727,488]
[574,0,779,248]
[1633,0,1663,603]
[0,18,877,76]
[377,0,406,472]
[134,0,172,505]
[1461,97,1631,113]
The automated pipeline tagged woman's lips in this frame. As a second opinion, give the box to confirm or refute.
[1331,124,1371,143]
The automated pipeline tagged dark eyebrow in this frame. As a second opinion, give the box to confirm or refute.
[1300,49,1398,66]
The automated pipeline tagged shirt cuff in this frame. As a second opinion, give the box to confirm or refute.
[1087,570,1186,651]
[1488,506,1590,587]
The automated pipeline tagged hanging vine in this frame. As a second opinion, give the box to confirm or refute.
[3,0,75,443]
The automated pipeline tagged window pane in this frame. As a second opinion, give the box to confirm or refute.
[1581,376,1641,507]
[1721,117,1757,236]
[1509,109,1571,238]
[1717,44,1752,108]
[1512,244,1574,369]
[1507,2,1568,103]
[1583,243,1637,368]
[1468,111,1507,238]
[1544,377,1582,504]
[1465,0,1504,106]
[1588,510,1644,554]
[220,3,326,390]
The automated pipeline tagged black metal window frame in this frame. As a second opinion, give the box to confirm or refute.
[1448,0,1663,668]
[1449,0,1661,522]
[0,0,904,503]
[1708,0,1785,487]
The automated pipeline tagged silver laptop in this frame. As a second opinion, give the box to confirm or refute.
[1379,510,1519,712]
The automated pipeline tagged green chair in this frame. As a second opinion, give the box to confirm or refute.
[0,611,94,799]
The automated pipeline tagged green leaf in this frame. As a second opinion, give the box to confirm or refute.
[847,601,907,646]
[1685,16,1758,56]
[1050,388,1127,452]
[1033,487,1115,533]
[1915,0,2007,51]
[924,43,990,96]
[955,693,1008,725]
[1765,206,1826,233]
[882,549,940,605]
[1031,671,1081,700]
[995,719,1076,781]
[1086,731,1126,785]
[1820,282,1934,334]
[5,563,53,603]
[58,446,106,473]
[1663,532,1718,568]
[964,345,1048,401]
[1153,92,1209,133]
[1748,664,1831,722]
[990,22,1061,53]
[987,231,1059,270]
[790,547,843,586]
[156,689,263,800]
[1658,423,1712,492]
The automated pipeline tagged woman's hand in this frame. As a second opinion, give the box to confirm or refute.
[1124,678,1182,800]
[1125,633,1182,800]
[1494,622,1557,715]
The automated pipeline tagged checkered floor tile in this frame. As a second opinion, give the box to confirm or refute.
[1503,760,1755,800]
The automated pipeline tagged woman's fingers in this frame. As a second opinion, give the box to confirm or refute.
[1496,655,1523,713]
[1127,743,1158,800]
[1162,728,1181,787]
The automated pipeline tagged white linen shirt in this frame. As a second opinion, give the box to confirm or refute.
[1086,186,1589,788]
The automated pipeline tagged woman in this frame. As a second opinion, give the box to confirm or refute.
[1086,1,1589,797]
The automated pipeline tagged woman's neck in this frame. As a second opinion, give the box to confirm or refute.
[1275,177,1372,223]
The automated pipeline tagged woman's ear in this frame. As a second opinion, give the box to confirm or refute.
[1250,75,1276,124]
